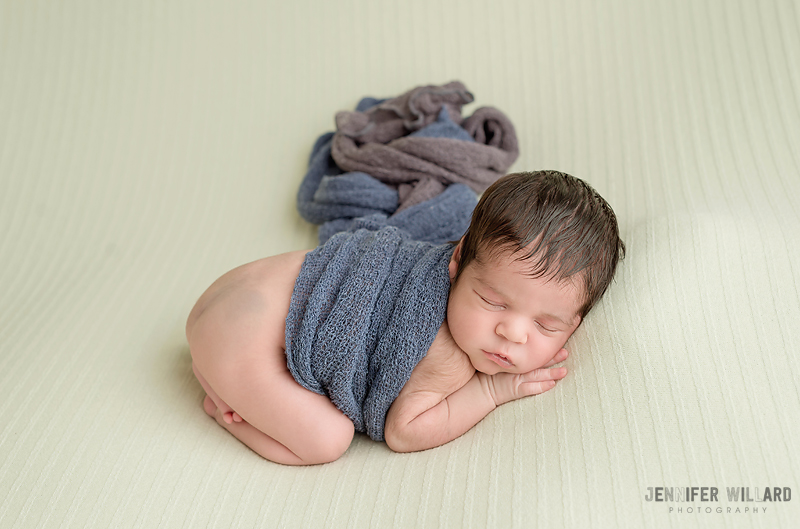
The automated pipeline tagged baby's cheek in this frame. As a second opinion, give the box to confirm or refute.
[543,337,567,363]
[448,321,466,350]
[448,310,474,350]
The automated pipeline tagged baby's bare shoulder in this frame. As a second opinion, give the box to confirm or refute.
[402,321,475,398]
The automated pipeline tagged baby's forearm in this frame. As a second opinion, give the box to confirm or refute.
[385,373,497,453]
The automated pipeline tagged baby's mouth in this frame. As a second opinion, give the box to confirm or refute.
[483,350,514,367]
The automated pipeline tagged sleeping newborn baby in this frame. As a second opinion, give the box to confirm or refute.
[186,171,625,465]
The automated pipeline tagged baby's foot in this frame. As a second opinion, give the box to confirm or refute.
[194,362,244,424]
[203,395,217,417]
[203,395,244,424]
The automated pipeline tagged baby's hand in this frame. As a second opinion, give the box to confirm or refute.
[482,348,569,406]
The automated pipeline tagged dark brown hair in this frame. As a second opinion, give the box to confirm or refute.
[454,170,625,319]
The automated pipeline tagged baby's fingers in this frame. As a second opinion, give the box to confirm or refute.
[518,379,556,396]
[525,366,568,382]
[518,366,568,396]
[542,348,569,368]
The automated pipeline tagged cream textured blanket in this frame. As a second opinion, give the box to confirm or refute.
[2,1,798,528]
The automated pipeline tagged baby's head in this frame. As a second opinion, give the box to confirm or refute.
[447,170,625,374]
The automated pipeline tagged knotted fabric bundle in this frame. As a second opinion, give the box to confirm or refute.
[298,129,478,245]
[331,81,519,211]
[284,226,455,441]
[297,94,479,245]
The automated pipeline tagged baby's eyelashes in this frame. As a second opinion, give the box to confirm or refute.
[535,321,557,333]
[476,291,505,309]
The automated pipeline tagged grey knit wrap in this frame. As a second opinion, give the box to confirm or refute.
[284,226,454,441]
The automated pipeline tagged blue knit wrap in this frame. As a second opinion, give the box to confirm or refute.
[284,226,455,441]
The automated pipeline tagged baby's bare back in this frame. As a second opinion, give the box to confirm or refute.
[187,249,466,387]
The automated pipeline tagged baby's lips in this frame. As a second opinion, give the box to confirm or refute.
[498,354,514,366]
[483,350,515,367]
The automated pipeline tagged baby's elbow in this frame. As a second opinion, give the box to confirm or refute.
[384,421,414,453]
[385,433,411,454]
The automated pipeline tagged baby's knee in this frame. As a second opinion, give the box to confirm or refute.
[304,416,354,464]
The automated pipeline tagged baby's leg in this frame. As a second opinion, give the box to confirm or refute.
[189,303,354,465]
[193,356,354,465]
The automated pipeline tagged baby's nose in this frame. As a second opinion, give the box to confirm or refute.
[496,320,527,345]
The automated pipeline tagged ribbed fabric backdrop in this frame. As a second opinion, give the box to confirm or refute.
[1,1,799,528]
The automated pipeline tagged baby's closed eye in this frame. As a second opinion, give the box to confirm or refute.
[475,291,505,309]
[535,321,558,333]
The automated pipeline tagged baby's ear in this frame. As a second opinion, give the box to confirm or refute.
[448,240,463,281]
